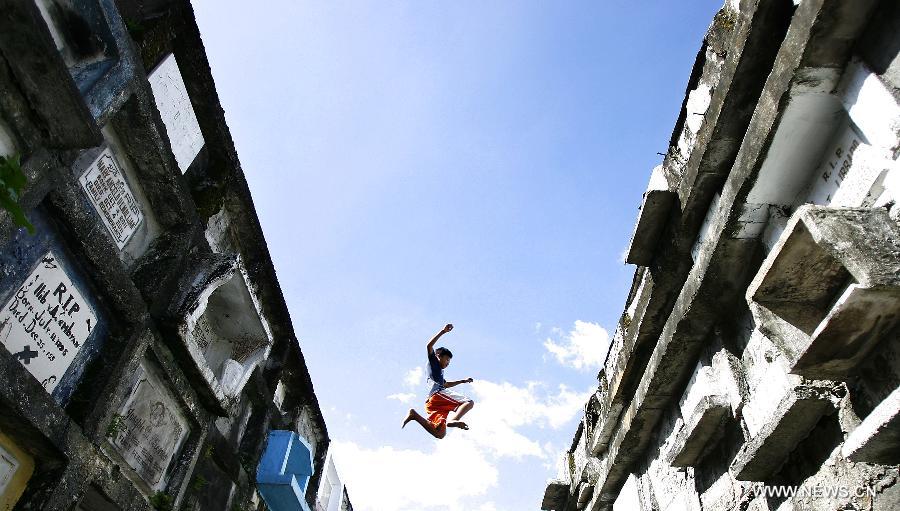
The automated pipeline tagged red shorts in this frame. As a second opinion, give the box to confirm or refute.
[424,391,463,428]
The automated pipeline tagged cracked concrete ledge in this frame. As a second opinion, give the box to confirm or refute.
[626,187,678,266]
[843,386,900,465]
[730,385,837,481]
[671,395,732,468]
[747,206,900,380]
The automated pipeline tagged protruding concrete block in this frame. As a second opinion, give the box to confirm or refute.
[625,190,677,267]
[747,206,900,380]
[541,479,571,511]
[842,386,900,465]
[574,481,595,509]
[731,386,835,481]
[796,284,900,379]
[626,166,677,266]
[670,395,731,467]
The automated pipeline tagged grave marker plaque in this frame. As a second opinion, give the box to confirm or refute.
[110,362,189,490]
[79,148,143,249]
[807,123,866,205]
[0,252,96,392]
[0,444,19,494]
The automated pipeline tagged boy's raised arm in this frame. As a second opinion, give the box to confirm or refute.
[443,378,474,388]
[427,323,453,355]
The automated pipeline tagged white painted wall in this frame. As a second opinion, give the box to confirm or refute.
[148,54,204,173]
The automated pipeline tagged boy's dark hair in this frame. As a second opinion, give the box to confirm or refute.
[435,347,453,358]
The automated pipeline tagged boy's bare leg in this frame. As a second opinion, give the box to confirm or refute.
[448,400,474,422]
[402,409,446,439]
[447,400,474,430]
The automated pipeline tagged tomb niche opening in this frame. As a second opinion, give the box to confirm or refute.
[181,259,273,401]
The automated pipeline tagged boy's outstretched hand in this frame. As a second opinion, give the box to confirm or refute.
[464,378,474,383]
[443,323,454,333]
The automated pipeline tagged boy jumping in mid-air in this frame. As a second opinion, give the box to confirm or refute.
[402,323,475,439]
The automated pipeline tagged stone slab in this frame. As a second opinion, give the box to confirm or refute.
[793,284,900,379]
[78,147,144,249]
[626,189,677,267]
[541,480,571,511]
[731,386,834,481]
[148,54,204,173]
[671,395,731,467]
[110,361,190,491]
[748,206,900,377]
[842,386,900,465]
[0,251,96,393]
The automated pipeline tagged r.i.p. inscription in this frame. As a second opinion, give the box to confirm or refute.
[0,252,96,392]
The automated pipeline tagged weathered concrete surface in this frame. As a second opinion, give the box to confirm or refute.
[0,1,101,148]
[0,0,345,509]
[748,206,900,379]
[730,384,837,481]
[591,0,794,463]
[843,386,900,465]
[626,174,677,266]
[670,395,731,468]
[552,1,898,510]
[542,451,574,511]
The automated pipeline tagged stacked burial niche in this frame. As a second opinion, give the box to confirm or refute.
[170,253,274,410]
[747,205,900,381]
[733,204,900,477]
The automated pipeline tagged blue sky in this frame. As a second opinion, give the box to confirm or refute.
[193,2,721,509]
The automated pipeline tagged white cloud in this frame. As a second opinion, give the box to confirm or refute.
[386,392,416,403]
[404,366,424,388]
[544,320,610,370]
[334,378,590,511]
[463,380,590,458]
[333,437,498,511]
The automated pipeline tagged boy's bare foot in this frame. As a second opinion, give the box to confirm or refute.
[402,409,416,428]
[447,421,469,430]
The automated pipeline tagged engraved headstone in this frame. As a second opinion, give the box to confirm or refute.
[110,362,189,490]
[0,252,97,393]
[79,148,144,249]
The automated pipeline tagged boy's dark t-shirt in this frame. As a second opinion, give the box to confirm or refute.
[427,351,445,396]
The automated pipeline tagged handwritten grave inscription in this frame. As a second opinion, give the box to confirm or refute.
[110,362,189,490]
[808,124,865,205]
[0,252,96,393]
[79,148,143,249]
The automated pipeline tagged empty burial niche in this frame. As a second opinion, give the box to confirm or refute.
[750,219,852,335]
[190,269,272,397]
[748,205,900,379]
[35,0,119,95]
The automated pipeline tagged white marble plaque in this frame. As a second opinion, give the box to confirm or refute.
[149,54,204,173]
[0,444,19,495]
[79,148,143,249]
[807,123,865,205]
[0,252,96,393]
[111,362,189,490]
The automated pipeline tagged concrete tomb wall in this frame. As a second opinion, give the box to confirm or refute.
[544,1,900,510]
